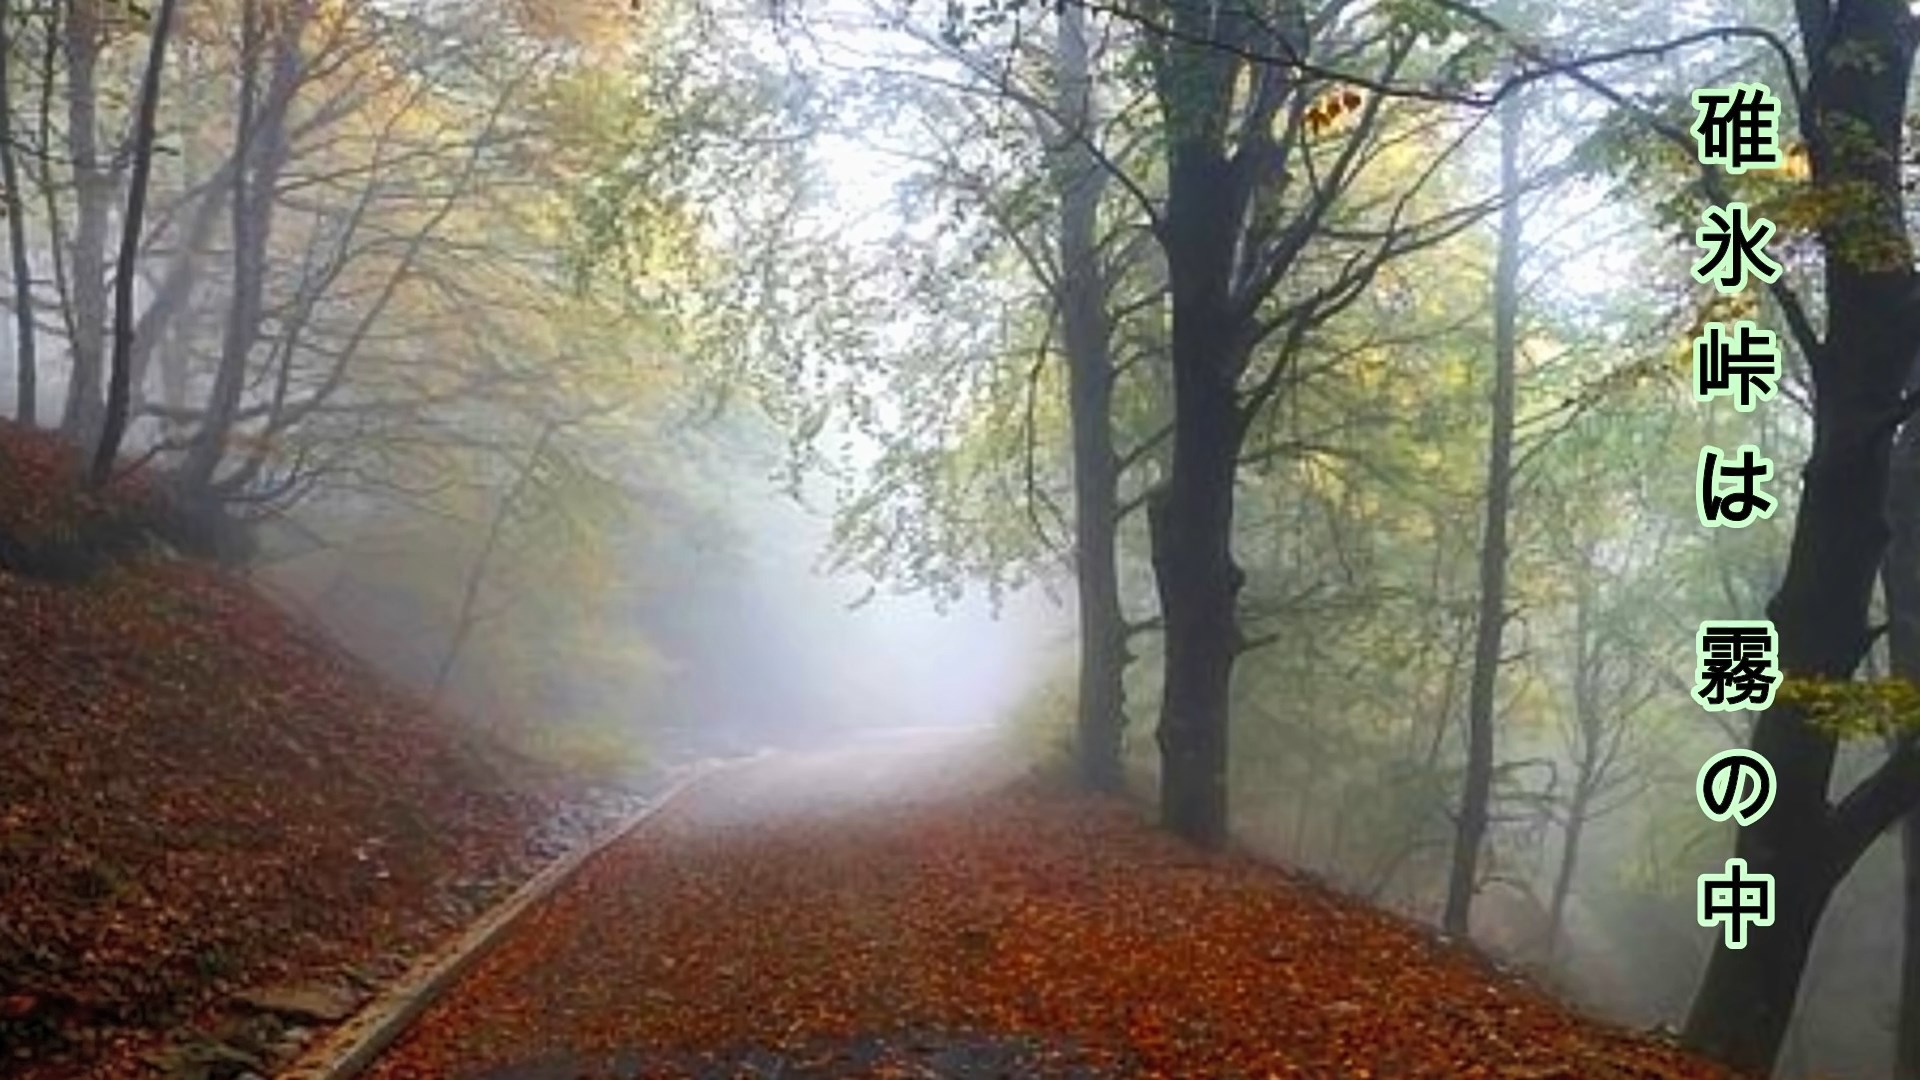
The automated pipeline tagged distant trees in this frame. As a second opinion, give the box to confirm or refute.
[0,1,677,538]
[17,0,1920,1072]
[0,0,755,772]
[770,0,1920,1074]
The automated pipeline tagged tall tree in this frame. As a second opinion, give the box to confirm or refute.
[1883,378,1920,1080]
[1136,0,1489,845]
[1,0,35,426]
[1051,3,1128,792]
[1443,89,1523,936]
[1679,0,1920,1070]
[90,0,178,486]
[56,0,107,445]
[176,0,308,494]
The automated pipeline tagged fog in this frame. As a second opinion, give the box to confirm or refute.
[250,424,1073,770]
[7,0,1920,1075]
[622,464,1072,752]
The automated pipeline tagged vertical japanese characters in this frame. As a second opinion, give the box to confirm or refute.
[1688,84,1784,952]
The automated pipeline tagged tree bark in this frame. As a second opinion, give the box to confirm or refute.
[1902,802,1920,1080]
[91,0,178,486]
[1150,139,1243,844]
[1052,2,1127,794]
[1443,91,1523,938]
[1545,794,1585,963]
[57,0,106,446]
[1883,367,1920,1080]
[1682,3,1920,1070]
[1141,0,1300,847]
[178,0,301,492]
[1,0,35,426]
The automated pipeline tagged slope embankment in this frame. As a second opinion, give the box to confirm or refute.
[0,425,636,1079]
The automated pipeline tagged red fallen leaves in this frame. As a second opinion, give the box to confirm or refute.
[364,754,1756,1080]
[0,421,160,548]
[0,428,564,1079]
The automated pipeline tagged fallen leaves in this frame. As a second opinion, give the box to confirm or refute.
[363,752,1755,1080]
[0,425,570,1078]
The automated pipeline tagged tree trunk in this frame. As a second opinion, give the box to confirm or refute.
[1149,379,1239,845]
[57,0,106,446]
[1682,5,1920,1070]
[1902,806,1920,1080]
[179,0,297,492]
[91,0,178,487]
[1150,142,1242,845]
[1,0,35,426]
[1884,367,1920,1079]
[434,421,556,703]
[31,0,68,351]
[1443,92,1523,938]
[1549,568,1604,970]
[1141,0,1260,843]
[1052,3,1127,794]
[1545,795,1585,967]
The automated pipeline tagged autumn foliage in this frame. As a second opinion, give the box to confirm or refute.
[367,753,1755,1080]
[0,421,168,577]
[0,425,560,1078]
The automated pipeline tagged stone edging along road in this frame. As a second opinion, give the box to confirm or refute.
[275,757,743,1080]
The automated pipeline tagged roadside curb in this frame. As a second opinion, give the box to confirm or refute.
[275,759,732,1080]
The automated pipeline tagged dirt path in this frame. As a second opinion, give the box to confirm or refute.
[356,730,1744,1080]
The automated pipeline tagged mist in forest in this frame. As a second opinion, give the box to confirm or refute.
[9,0,1920,1077]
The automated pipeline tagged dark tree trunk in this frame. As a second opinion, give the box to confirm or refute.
[57,0,106,446]
[1053,3,1127,794]
[1,0,35,426]
[1141,0,1300,847]
[1682,4,1920,1070]
[1545,795,1585,965]
[1148,386,1240,845]
[91,0,177,487]
[1902,805,1920,1080]
[1883,369,1920,1080]
[1150,140,1243,844]
[1443,92,1522,938]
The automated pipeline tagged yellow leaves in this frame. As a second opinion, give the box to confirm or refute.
[1775,675,1920,739]
[1695,291,1759,328]
[515,718,650,774]
[1305,87,1367,135]
[499,0,646,54]
[1673,292,1758,379]
[1302,88,1366,138]
[1782,141,1812,181]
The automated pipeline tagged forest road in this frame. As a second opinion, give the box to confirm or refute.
[350,725,1743,1080]
[353,726,1125,1080]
